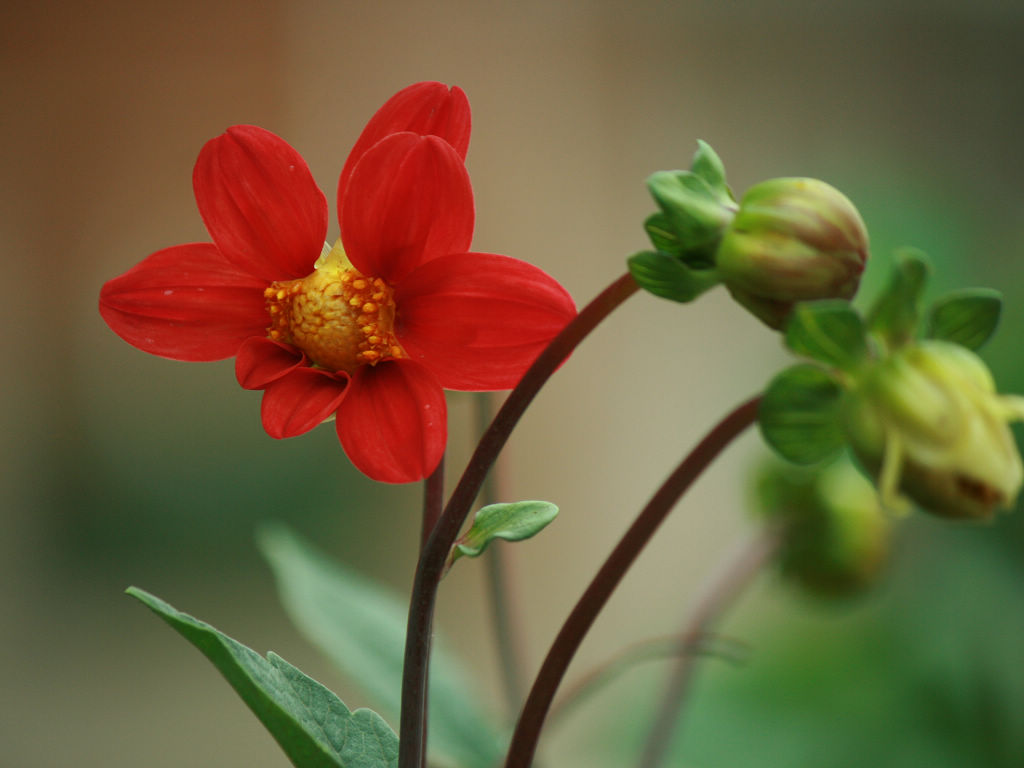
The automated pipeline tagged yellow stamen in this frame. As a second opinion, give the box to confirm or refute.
[264,240,405,372]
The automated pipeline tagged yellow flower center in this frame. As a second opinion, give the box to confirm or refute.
[264,240,404,373]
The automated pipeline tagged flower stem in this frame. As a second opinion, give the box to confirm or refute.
[502,394,763,768]
[421,453,446,552]
[398,272,640,768]
[635,526,779,768]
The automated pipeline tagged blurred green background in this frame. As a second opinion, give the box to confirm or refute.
[3,1,1024,766]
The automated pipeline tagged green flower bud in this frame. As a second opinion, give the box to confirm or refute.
[843,340,1024,520]
[756,457,889,598]
[716,178,869,329]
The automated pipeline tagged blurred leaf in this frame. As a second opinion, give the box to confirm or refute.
[127,587,397,768]
[760,364,845,464]
[627,250,720,303]
[454,501,559,560]
[785,301,869,371]
[866,248,930,348]
[257,524,503,768]
[925,288,1002,350]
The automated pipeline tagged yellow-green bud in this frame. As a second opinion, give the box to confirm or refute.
[757,458,889,598]
[843,340,1024,520]
[716,178,869,329]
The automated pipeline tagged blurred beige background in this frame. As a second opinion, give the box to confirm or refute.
[3,1,1023,766]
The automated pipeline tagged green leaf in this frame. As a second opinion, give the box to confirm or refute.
[759,364,845,464]
[925,288,1002,350]
[866,248,930,348]
[453,501,559,561]
[257,525,503,768]
[126,587,397,768]
[627,250,720,303]
[689,140,732,202]
[785,300,868,371]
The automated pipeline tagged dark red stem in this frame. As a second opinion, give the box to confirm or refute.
[503,394,763,768]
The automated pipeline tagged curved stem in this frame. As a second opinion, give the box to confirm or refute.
[636,526,779,768]
[398,272,640,768]
[421,453,446,551]
[503,394,763,768]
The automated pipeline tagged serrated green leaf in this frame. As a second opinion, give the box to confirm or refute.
[627,250,720,303]
[257,525,502,768]
[690,140,732,202]
[453,501,559,560]
[866,249,931,348]
[785,301,868,371]
[127,587,397,768]
[925,288,1002,350]
[760,364,845,464]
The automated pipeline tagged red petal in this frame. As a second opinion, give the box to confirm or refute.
[337,82,471,210]
[235,337,305,389]
[395,252,577,390]
[260,367,349,438]
[99,243,269,361]
[341,133,474,284]
[193,125,327,282]
[335,360,446,483]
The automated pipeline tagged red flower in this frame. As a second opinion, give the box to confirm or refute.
[100,83,576,483]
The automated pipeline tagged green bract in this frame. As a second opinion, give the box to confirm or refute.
[759,364,845,465]
[926,287,1002,350]
[632,141,736,303]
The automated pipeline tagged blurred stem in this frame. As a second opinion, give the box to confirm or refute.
[476,392,529,718]
[546,633,749,731]
[635,526,779,768]
[503,394,763,768]
[398,272,640,768]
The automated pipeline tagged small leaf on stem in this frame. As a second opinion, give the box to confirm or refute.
[451,500,560,563]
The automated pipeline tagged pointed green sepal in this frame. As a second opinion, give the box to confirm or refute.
[126,587,398,768]
[627,250,721,303]
[866,249,931,348]
[925,288,1002,350]
[690,140,732,202]
[785,300,869,371]
[760,364,846,464]
[451,501,559,563]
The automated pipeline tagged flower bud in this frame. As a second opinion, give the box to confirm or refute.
[715,178,869,329]
[843,340,1024,520]
[756,458,889,598]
